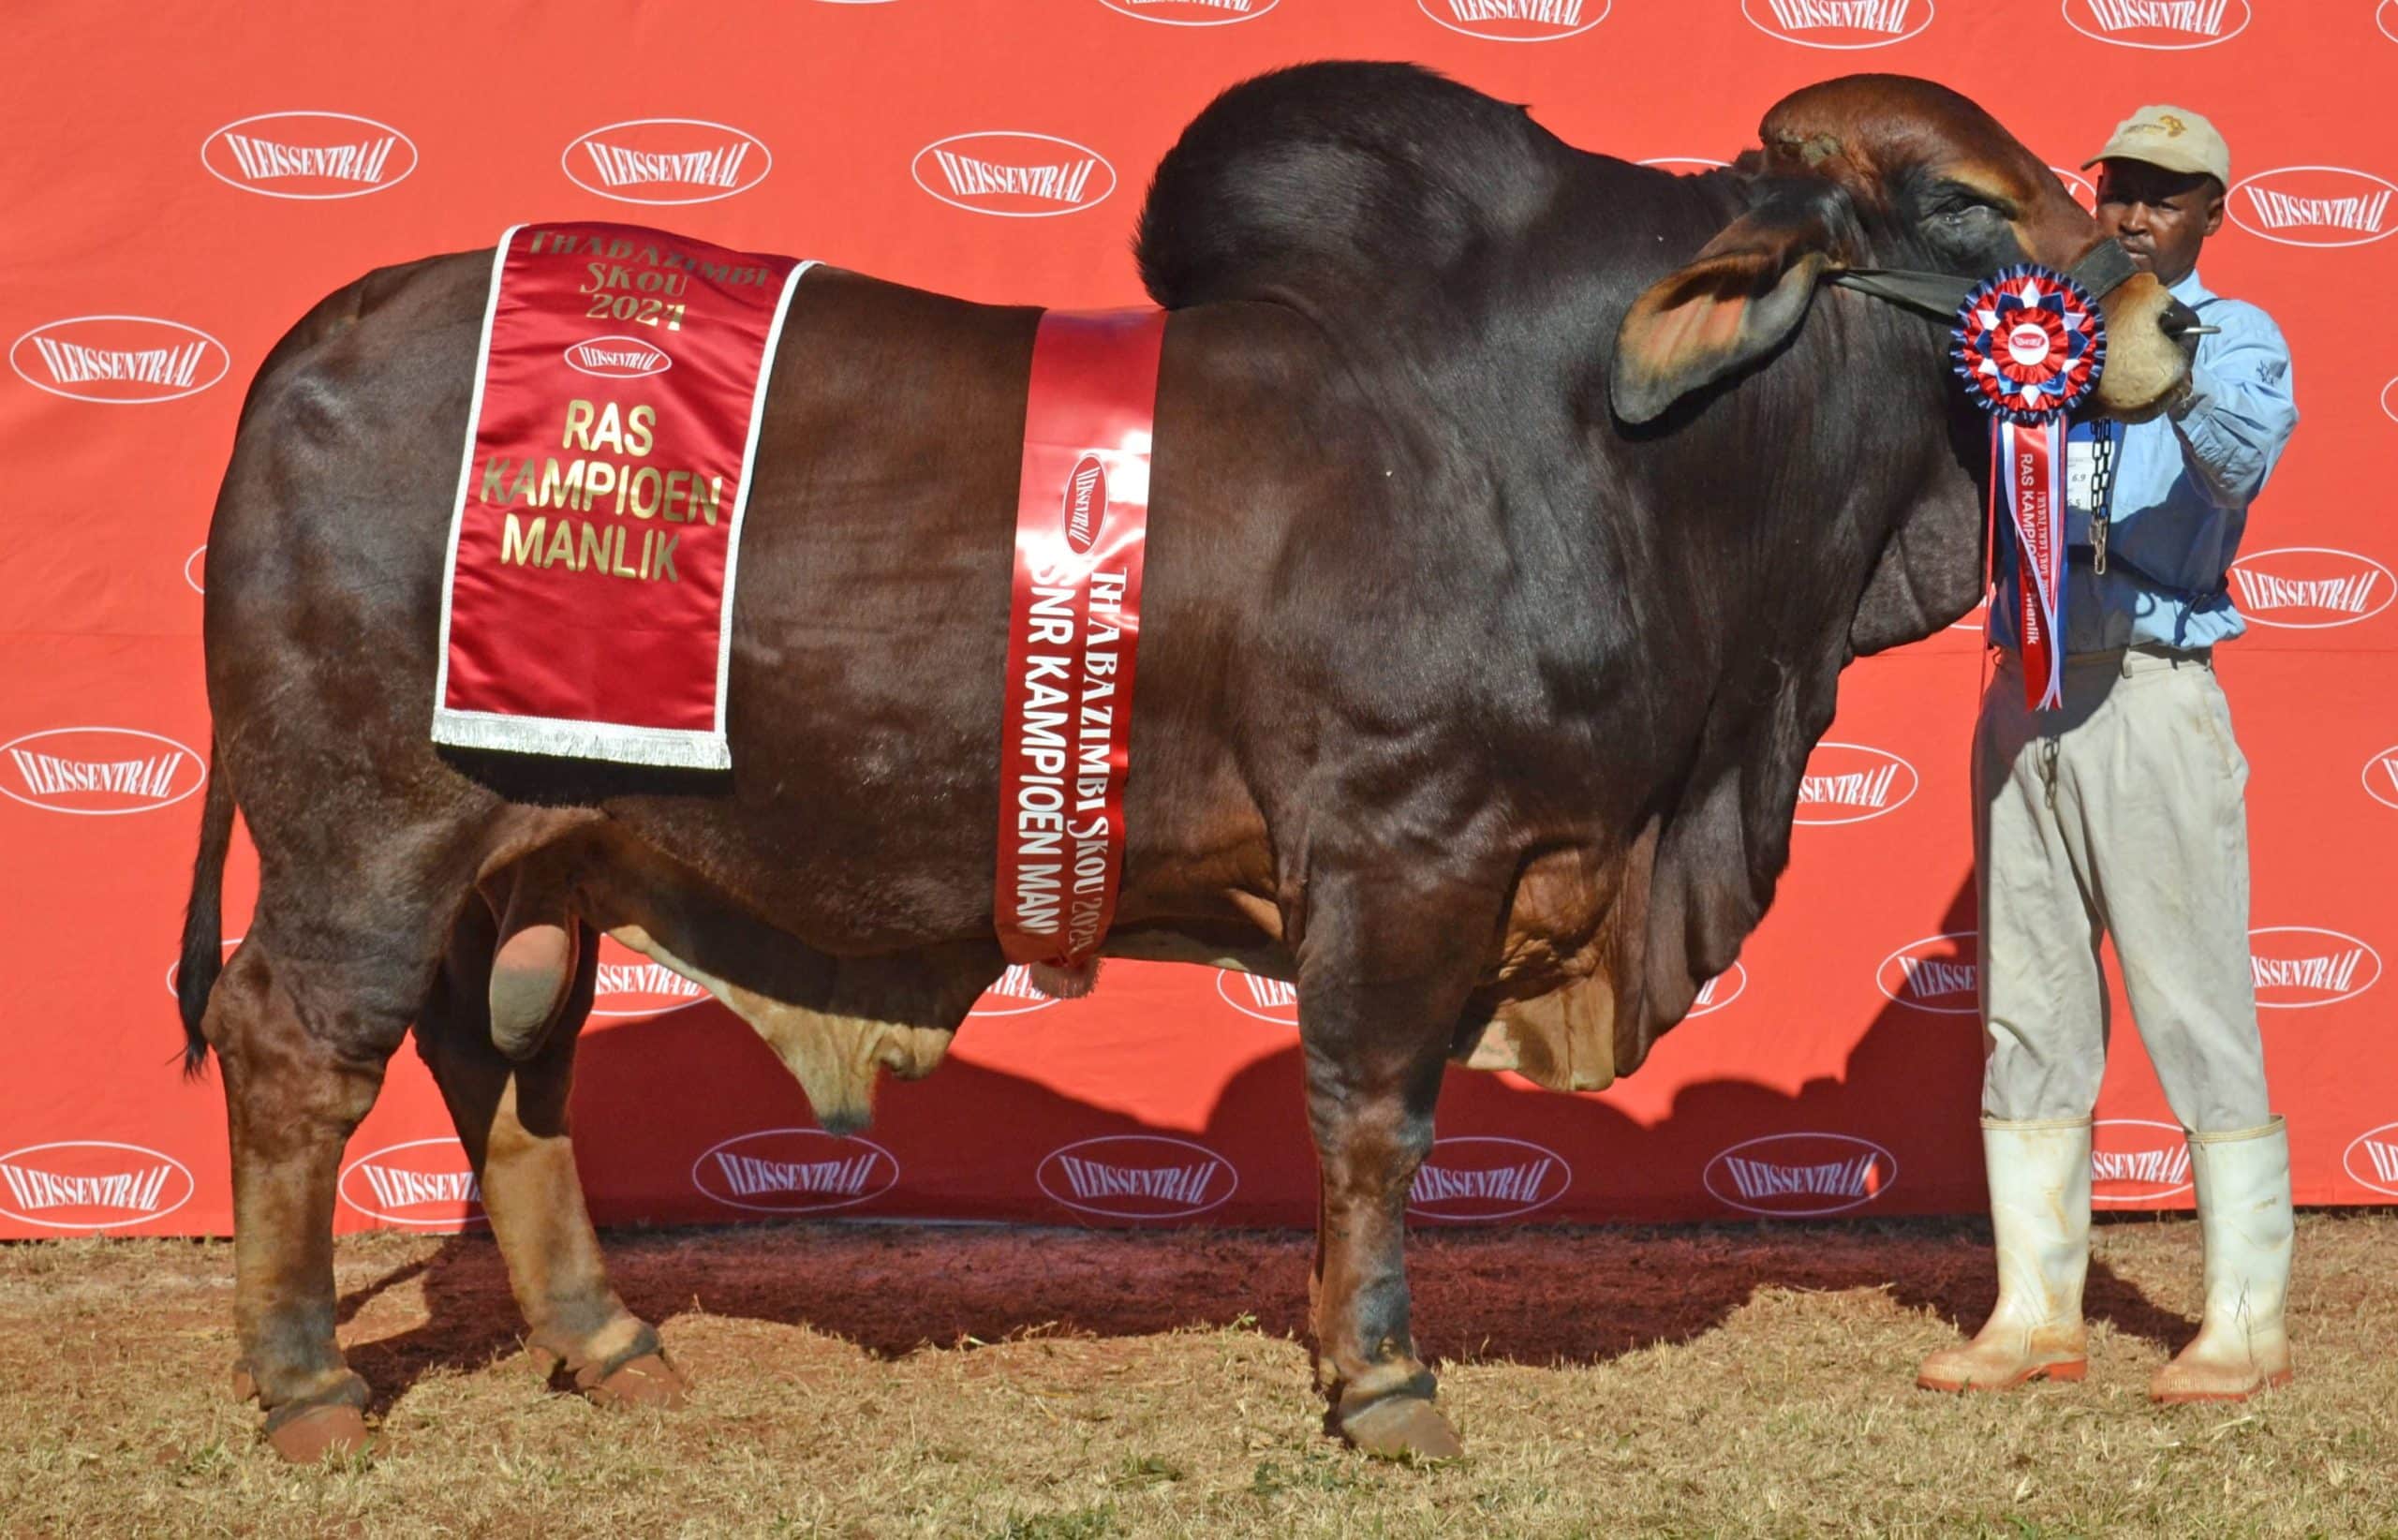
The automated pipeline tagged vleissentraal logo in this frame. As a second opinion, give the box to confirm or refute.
[1636,156,1730,174]
[2050,165,2098,212]
[2363,744,2398,810]
[338,1137,485,1228]
[565,335,672,379]
[564,119,771,205]
[2249,925,2381,1009]
[970,963,1060,1016]
[2,727,206,816]
[1216,969,1299,1025]
[0,1141,195,1231]
[1099,0,1280,22]
[10,316,229,404]
[590,934,711,1018]
[1416,0,1610,41]
[1688,961,1749,1016]
[1794,742,1918,825]
[2228,167,2397,248]
[2092,1118,2193,1203]
[1876,931,1977,1015]
[201,111,417,199]
[1740,0,1932,49]
[2343,1119,2398,1195]
[691,1128,898,1214]
[1407,1136,1570,1221]
[2228,548,2392,629]
[1037,1134,1236,1220]
[2060,0,2250,49]
[1705,1132,1896,1216]
[912,133,1115,216]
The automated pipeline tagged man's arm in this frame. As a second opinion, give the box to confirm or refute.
[2164,305,2298,508]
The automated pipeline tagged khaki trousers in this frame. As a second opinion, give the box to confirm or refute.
[1974,645,2271,1133]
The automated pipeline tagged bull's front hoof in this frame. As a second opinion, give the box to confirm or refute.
[1337,1395,1465,1462]
[265,1403,373,1463]
[585,1352,689,1411]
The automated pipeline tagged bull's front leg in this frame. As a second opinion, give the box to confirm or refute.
[1295,859,1503,1460]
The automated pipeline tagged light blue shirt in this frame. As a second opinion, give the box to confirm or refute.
[1993,268,2299,653]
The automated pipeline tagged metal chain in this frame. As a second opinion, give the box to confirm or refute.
[2086,422,2116,576]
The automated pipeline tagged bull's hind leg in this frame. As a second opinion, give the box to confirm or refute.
[414,903,686,1409]
[1295,862,1506,1461]
[205,931,421,1461]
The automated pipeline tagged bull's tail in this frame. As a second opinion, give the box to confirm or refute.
[177,742,234,1077]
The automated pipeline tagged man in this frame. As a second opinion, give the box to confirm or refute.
[1917,107,2301,1400]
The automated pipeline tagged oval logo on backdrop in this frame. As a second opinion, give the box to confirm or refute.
[563,118,771,205]
[1098,0,1280,22]
[1036,1134,1236,1220]
[1061,452,1108,554]
[200,111,418,199]
[1794,741,1918,825]
[1,727,206,816]
[1407,1136,1571,1222]
[2383,375,2398,424]
[2059,0,2249,49]
[1947,593,1992,632]
[338,1137,485,1227]
[912,132,1115,217]
[2384,0,2398,45]
[1216,969,1300,1025]
[1688,960,1748,1016]
[0,1141,195,1231]
[691,1128,898,1214]
[2363,745,2398,810]
[1416,0,1610,42]
[1876,931,1978,1015]
[185,545,207,595]
[564,334,673,379]
[2228,167,2398,248]
[10,316,229,405]
[2342,1120,2398,1196]
[1740,0,1932,49]
[2092,1118,2193,1203]
[2049,165,2098,214]
[589,935,711,1019]
[1636,155,1729,174]
[970,963,1059,1016]
[2249,925,2381,1009]
[2228,547,2393,628]
[1704,1132,1896,1216]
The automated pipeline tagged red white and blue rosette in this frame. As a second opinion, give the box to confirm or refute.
[1953,264,2106,710]
[1953,264,2106,423]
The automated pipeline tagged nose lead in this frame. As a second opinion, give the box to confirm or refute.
[2156,301,2216,339]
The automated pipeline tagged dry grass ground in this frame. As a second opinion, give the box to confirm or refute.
[2,1212,2393,1538]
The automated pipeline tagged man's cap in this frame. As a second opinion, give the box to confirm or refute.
[2084,105,2230,186]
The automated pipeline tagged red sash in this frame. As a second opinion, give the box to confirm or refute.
[994,309,1166,968]
[434,221,809,768]
[2001,420,2066,710]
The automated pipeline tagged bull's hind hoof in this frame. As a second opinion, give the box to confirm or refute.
[265,1403,372,1463]
[1338,1395,1465,1461]
[585,1352,688,1411]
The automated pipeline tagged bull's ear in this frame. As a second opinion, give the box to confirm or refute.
[1609,190,1845,424]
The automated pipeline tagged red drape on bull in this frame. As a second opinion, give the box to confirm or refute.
[433,221,810,769]
[994,309,1165,969]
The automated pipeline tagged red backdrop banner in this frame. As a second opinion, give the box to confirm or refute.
[3,0,2392,1238]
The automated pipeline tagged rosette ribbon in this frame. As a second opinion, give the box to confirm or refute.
[1953,264,2106,710]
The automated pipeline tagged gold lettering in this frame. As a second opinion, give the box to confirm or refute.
[628,466,663,519]
[692,476,723,526]
[506,460,540,506]
[479,456,510,503]
[612,528,639,578]
[625,404,655,457]
[584,460,618,508]
[655,532,678,583]
[544,520,578,570]
[562,398,596,450]
[664,469,690,521]
[501,513,546,566]
[578,521,608,572]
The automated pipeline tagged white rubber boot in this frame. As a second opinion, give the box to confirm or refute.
[2151,1116,2294,1403]
[1918,1117,2091,1392]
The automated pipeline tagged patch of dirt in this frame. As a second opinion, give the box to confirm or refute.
[1,1212,2393,1536]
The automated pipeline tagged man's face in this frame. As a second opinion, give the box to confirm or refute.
[2094,158,2224,286]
